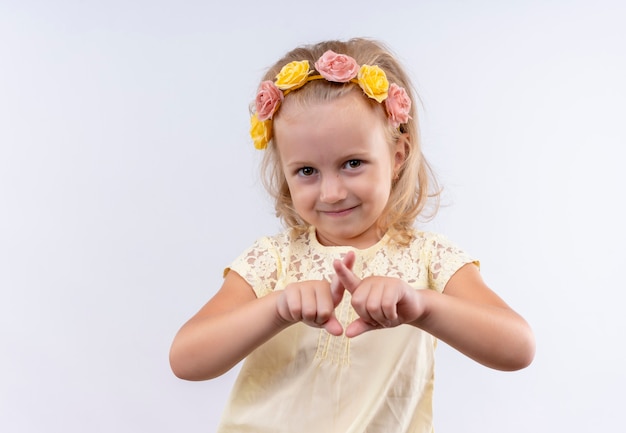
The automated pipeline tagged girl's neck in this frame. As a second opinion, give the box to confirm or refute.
[312,226,386,250]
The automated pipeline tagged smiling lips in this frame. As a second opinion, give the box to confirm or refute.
[320,205,359,217]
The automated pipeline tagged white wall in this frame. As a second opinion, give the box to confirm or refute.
[1,0,624,431]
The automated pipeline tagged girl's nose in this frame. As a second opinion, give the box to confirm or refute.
[319,175,347,203]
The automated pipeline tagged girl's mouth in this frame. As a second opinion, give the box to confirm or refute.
[321,205,358,217]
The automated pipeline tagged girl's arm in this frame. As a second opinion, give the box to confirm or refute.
[169,269,345,381]
[416,263,535,371]
[169,270,286,381]
[334,255,535,371]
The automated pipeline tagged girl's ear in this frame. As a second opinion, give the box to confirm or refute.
[393,132,410,173]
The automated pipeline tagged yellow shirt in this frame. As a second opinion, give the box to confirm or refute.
[218,227,476,433]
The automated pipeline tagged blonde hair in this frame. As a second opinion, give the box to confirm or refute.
[257,38,440,245]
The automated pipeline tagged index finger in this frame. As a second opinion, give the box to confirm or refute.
[342,250,356,270]
[333,255,361,294]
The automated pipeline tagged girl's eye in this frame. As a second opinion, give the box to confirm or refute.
[298,167,316,176]
[344,159,362,169]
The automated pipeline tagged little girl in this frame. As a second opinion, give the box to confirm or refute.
[170,37,535,433]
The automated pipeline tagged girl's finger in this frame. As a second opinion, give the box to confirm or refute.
[333,258,361,294]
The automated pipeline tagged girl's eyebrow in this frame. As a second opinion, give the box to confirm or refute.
[283,159,313,168]
[285,151,371,167]
[343,151,370,159]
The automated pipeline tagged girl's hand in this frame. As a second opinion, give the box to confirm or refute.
[276,253,355,336]
[333,251,425,338]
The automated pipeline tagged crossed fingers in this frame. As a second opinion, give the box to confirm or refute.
[278,251,416,338]
[333,251,416,337]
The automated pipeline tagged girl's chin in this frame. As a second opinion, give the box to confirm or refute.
[314,227,379,249]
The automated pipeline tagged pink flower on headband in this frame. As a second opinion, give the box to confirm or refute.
[385,83,412,128]
[314,50,359,82]
[255,80,284,121]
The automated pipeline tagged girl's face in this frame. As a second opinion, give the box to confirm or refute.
[274,92,404,249]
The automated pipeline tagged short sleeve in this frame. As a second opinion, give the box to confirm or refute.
[426,233,479,293]
[224,237,281,298]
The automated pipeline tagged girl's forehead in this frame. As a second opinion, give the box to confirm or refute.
[278,89,381,120]
[276,94,386,137]
[275,98,392,166]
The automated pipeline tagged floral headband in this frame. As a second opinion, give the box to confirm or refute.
[249,50,412,150]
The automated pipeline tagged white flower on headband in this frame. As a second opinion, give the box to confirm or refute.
[250,50,412,149]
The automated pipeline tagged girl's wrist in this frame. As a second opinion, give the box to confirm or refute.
[408,288,434,328]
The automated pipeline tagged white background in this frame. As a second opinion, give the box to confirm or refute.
[1,0,625,431]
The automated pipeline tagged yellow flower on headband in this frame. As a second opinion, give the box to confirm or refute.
[357,65,389,103]
[250,113,272,150]
[275,60,311,91]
